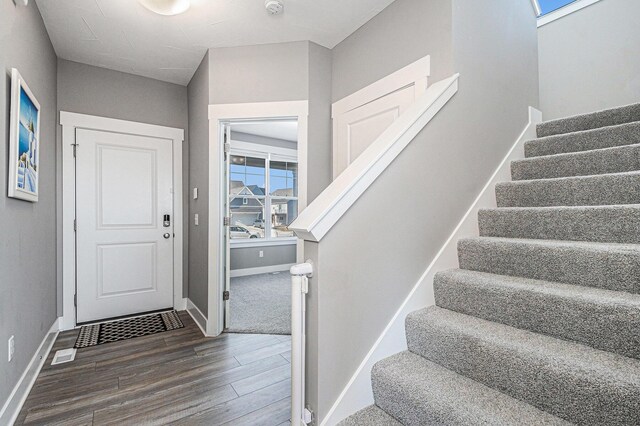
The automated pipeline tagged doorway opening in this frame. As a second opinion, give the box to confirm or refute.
[222,119,299,335]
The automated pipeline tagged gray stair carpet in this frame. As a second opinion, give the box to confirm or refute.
[340,103,640,426]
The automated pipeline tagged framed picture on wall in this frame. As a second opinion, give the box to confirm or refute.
[8,68,40,202]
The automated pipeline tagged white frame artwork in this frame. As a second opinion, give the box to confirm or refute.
[8,68,41,202]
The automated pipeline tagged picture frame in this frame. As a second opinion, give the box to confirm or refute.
[8,68,40,202]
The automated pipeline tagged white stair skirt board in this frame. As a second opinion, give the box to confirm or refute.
[321,107,543,425]
[229,263,296,278]
[0,318,60,426]
[186,298,210,337]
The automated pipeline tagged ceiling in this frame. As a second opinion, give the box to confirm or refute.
[35,0,396,86]
[231,120,298,142]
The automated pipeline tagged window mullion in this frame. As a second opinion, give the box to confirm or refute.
[265,155,272,241]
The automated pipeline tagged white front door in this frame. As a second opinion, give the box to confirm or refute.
[75,129,174,323]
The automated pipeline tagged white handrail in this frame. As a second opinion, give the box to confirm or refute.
[291,262,313,426]
[289,73,459,242]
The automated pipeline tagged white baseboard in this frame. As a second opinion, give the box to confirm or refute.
[321,107,543,426]
[0,317,61,426]
[186,298,211,337]
[229,263,295,278]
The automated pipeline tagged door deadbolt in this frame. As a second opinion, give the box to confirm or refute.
[163,214,171,227]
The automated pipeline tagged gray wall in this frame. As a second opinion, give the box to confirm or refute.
[0,0,57,408]
[187,52,210,316]
[230,245,296,270]
[331,0,454,102]
[538,0,640,120]
[56,59,190,305]
[306,0,539,420]
[307,42,333,202]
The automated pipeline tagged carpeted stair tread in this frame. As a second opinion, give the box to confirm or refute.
[406,306,640,425]
[478,204,640,244]
[511,143,640,180]
[371,351,570,426]
[525,121,640,158]
[337,405,402,426]
[457,237,640,294]
[495,171,640,207]
[434,268,640,358]
[536,102,640,137]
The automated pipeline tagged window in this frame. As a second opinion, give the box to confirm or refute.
[538,0,578,15]
[228,152,298,243]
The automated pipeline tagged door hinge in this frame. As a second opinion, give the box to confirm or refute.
[223,216,231,226]
[223,291,230,301]
[73,219,77,232]
[74,293,77,307]
[72,144,77,158]
[224,142,231,154]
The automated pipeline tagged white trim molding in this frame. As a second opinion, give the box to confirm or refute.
[291,74,459,243]
[331,55,430,118]
[537,0,602,27]
[59,112,185,331]
[208,101,309,336]
[322,107,543,425]
[186,298,210,337]
[0,318,60,425]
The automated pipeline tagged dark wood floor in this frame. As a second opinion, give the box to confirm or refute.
[15,311,292,425]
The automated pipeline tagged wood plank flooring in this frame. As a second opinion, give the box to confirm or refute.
[15,311,292,425]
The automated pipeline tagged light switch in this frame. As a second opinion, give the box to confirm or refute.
[194,214,199,226]
[193,187,198,200]
[259,250,264,258]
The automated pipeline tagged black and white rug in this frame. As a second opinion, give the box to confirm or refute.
[74,311,184,349]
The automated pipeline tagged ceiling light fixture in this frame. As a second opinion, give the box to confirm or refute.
[138,0,190,16]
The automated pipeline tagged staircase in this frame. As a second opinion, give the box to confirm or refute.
[340,103,640,426]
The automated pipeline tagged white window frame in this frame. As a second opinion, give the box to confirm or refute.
[536,0,603,27]
[228,147,299,248]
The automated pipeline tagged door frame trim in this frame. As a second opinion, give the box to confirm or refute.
[208,101,309,336]
[60,111,185,330]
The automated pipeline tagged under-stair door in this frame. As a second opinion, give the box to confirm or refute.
[332,55,431,179]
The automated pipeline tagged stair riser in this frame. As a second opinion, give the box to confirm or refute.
[457,239,640,294]
[536,103,640,137]
[434,271,640,359]
[512,144,640,180]
[495,173,640,207]
[406,309,640,425]
[526,122,640,158]
[478,206,640,244]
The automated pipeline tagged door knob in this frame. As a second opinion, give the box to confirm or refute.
[163,233,171,239]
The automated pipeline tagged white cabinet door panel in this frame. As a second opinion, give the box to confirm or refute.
[333,85,416,178]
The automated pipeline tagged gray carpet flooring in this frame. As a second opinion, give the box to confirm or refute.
[340,102,640,425]
[227,272,291,335]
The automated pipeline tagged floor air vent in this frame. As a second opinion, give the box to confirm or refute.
[51,348,76,365]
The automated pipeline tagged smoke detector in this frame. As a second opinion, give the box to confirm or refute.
[265,0,284,15]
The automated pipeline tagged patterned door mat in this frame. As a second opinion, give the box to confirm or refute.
[74,311,184,349]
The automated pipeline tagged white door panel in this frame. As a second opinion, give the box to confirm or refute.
[76,129,174,323]
[333,85,415,178]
